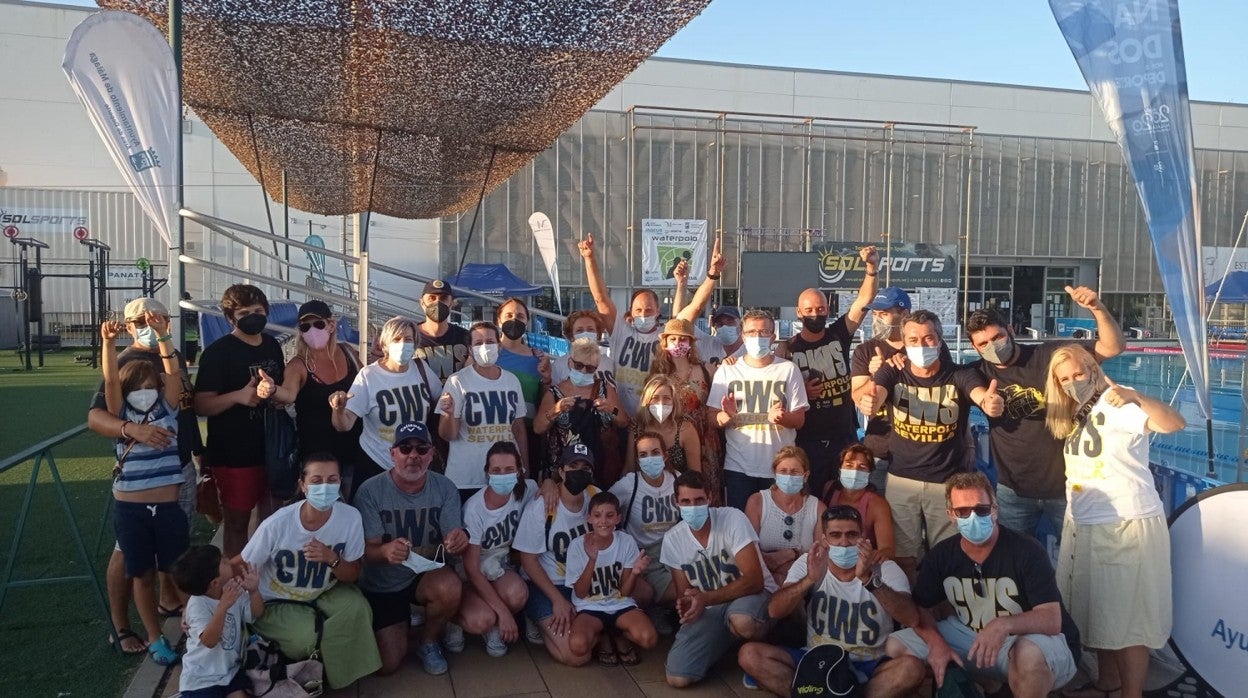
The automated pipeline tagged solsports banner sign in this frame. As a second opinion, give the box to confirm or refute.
[641,219,708,286]
[815,242,957,289]
[1051,0,1210,421]
[63,11,181,250]
[0,206,88,235]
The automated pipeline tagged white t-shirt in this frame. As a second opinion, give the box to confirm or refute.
[180,593,253,692]
[706,357,810,478]
[1063,393,1164,524]
[564,531,642,613]
[661,507,778,593]
[698,329,743,366]
[345,361,442,469]
[513,492,593,585]
[436,366,524,489]
[464,479,537,572]
[609,471,679,547]
[785,556,910,660]
[552,352,617,388]
[609,313,663,415]
[241,500,366,602]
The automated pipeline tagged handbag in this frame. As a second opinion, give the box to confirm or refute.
[196,466,223,525]
[244,599,326,698]
[264,405,300,500]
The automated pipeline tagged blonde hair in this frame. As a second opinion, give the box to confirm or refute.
[378,316,419,347]
[633,375,684,430]
[293,312,335,362]
[568,337,601,365]
[1044,344,1105,438]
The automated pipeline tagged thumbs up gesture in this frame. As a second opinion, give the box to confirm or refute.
[868,347,886,374]
[255,368,276,399]
[238,375,261,407]
[980,379,1004,417]
[1103,376,1138,407]
[858,381,883,415]
[439,391,455,414]
[328,391,352,410]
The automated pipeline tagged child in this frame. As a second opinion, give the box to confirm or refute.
[564,492,658,666]
[171,545,264,698]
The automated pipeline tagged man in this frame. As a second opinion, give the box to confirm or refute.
[415,278,470,382]
[967,285,1124,537]
[700,305,746,367]
[849,287,913,492]
[884,472,1079,698]
[785,245,880,494]
[353,421,469,676]
[707,309,810,509]
[660,471,776,688]
[87,296,202,652]
[856,309,1004,576]
[738,505,923,697]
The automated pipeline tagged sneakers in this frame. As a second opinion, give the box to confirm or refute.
[742,673,759,690]
[409,606,425,627]
[484,627,508,658]
[443,622,465,654]
[524,616,544,645]
[147,635,180,666]
[418,642,448,675]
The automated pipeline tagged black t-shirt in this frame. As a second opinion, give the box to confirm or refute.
[851,338,904,458]
[194,333,285,467]
[787,315,857,445]
[89,347,202,464]
[416,324,470,383]
[914,526,1080,657]
[873,360,985,483]
[971,340,1096,499]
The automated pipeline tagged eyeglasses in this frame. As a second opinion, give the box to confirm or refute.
[742,330,772,338]
[950,505,994,519]
[971,562,988,597]
[570,359,598,373]
[299,319,328,333]
[822,505,863,523]
[396,442,433,456]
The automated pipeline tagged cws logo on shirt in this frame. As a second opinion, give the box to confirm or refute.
[464,390,521,443]
[943,574,1024,630]
[417,343,468,382]
[681,548,741,591]
[380,506,444,556]
[1064,411,1107,486]
[480,509,522,550]
[588,560,625,600]
[724,378,788,427]
[615,335,659,390]
[375,383,435,444]
[890,384,959,443]
[807,593,884,657]
[268,542,348,600]
[636,492,677,535]
[551,522,593,576]
[791,345,851,408]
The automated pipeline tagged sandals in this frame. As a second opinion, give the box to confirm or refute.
[1062,680,1121,698]
[147,636,181,666]
[617,646,641,666]
[108,628,146,655]
[595,647,619,666]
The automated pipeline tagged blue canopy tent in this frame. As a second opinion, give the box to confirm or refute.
[448,263,543,296]
[1206,270,1248,303]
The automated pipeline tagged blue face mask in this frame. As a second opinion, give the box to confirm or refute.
[828,544,859,570]
[775,474,804,495]
[632,315,657,333]
[638,455,666,480]
[715,325,739,345]
[305,483,340,512]
[957,512,995,545]
[744,336,771,359]
[679,504,709,530]
[574,331,599,344]
[839,468,870,491]
[488,472,518,496]
[136,325,160,349]
[568,367,595,387]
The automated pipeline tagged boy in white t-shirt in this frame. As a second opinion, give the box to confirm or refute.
[171,545,265,698]
[564,492,658,666]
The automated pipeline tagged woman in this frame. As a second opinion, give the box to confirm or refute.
[258,300,363,497]
[494,298,551,478]
[820,443,895,560]
[1045,345,1184,698]
[240,453,381,689]
[330,316,440,488]
[437,322,528,499]
[608,432,680,612]
[552,310,615,386]
[455,442,534,658]
[101,315,188,665]
[647,318,721,501]
[534,338,628,486]
[627,375,701,482]
[745,446,826,586]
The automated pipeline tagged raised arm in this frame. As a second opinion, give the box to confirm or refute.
[676,237,725,323]
[843,245,880,334]
[1104,378,1186,434]
[100,321,124,415]
[1065,285,1126,361]
[579,234,616,329]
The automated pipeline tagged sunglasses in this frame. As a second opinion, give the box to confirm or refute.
[971,562,988,597]
[299,319,328,333]
[396,442,433,456]
[782,515,795,541]
[822,505,863,523]
[950,505,994,519]
[570,359,598,373]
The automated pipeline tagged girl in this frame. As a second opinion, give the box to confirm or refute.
[745,446,826,586]
[820,443,896,560]
[627,375,701,479]
[535,338,628,485]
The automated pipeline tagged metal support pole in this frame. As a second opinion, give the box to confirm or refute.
[962,130,975,328]
[884,125,895,287]
[20,245,31,370]
[283,169,290,298]
[357,251,370,366]
[36,247,44,368]
[168,0,186,350]
[87,250,97,368]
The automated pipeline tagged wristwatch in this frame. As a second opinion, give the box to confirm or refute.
[864,569,884,592]
[330,554,341,569]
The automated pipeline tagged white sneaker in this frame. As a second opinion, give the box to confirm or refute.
[443,622,465,653]
[409,606,425,627]
[524,617,544,645]
[484,627,508,658]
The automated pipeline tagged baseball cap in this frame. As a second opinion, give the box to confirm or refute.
[422,279,453,297]
[297,299,332,320]
[560,442,595,468]
[711,305,741,321]
[393,421,431,445]
[866,287,912,312]
[124,297,169,320]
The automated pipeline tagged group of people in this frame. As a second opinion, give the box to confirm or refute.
[91,236,1181,698]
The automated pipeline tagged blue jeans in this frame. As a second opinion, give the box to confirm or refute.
[723,470,774,510]
[995,483,1066,540]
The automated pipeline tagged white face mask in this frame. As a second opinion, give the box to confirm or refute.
[574,331,599,344]
[401,545,446,575]
[744,336,771,359]
[126,388,159,413]
[388,341,415,366]
[473,343,499,367]
[905,344,941,369]
[649,403,672,423]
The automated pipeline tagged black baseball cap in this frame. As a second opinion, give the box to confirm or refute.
[560,442,595,468]
[422,279,453,297]
[298,299,332,319]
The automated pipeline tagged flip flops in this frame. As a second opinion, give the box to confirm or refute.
[157,604,183,618]
[147,636,180,666]
[108,628,146,655]
[596,647,619,666]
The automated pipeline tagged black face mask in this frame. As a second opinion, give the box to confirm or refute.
[423,302,450,323]
[236,313,267,336]
[501,319,527,341]
[801,314,828,333]
[563,468,593,496]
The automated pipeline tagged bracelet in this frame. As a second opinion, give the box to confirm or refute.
[120,421,131,439]
[160,353,176,359]
[865,271,877,277]
[156,334,172,343]
[707,272,721,280]
[330,554,341,569]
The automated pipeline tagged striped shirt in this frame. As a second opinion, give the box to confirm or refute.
[113,398,185,493]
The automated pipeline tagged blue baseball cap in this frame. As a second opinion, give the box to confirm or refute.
[867,287,912,311]
[393,421,431,445]
[712,305,741,321]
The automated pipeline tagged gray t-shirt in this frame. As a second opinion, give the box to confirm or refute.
[353,471,463,593]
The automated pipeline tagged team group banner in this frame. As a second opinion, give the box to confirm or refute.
[815,242,958,289]
[641,219,708,286]
[1051,0,1210,420]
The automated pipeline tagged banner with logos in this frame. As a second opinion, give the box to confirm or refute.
[529,212,562,312]
[0,206,88,235]
[641,218,708,286]
[815,242,958,290]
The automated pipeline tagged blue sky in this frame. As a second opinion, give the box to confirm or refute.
[49,0,1248,103]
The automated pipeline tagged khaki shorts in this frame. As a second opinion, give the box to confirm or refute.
[885,473,957,559]
[640,539,671,600]
[1057,514,1171,649]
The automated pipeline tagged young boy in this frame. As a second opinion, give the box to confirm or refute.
[171,545,264,698]
[563,492,658,666]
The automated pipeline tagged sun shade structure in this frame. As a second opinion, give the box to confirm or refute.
[96,0,711,219]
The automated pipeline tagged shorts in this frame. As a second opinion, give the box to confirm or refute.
[890,617,1076,688]
[581,606,639,633]
[178,667,250,698]
[361,578,419,631]
[523,581,573,623]
[113,499,190,578]
[884,473,957,559]
[782,646,884,684]
[639,540,671,600]
[212,465,267,512]
[666,591,772,683]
